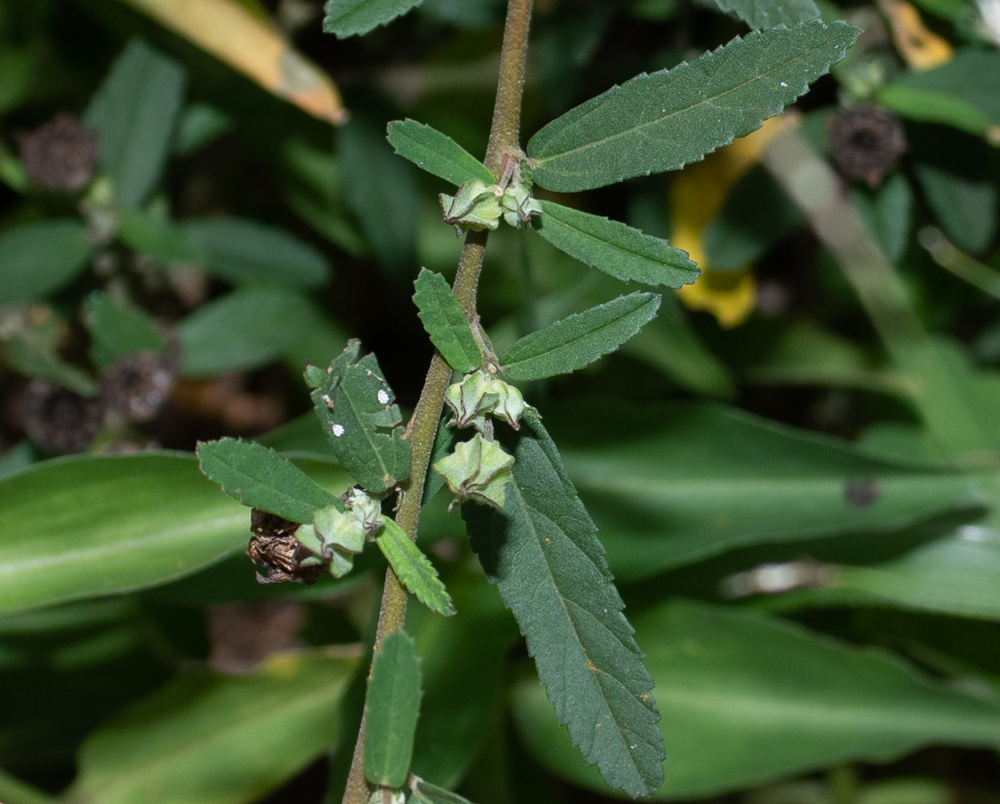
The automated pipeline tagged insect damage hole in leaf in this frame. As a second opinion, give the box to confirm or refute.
[305,339,411,494]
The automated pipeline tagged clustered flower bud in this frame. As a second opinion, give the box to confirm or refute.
[439,173,541,234]
[444,369,531,433]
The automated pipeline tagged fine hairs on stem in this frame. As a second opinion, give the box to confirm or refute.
[339,2,535,802]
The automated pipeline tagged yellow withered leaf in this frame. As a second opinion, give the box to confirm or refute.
[877,0,953,70]
[117,0,346,124]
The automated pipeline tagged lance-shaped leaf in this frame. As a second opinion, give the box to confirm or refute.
[463,415,664,798]
[197,438,342,524]
[498,292,661,382]
[413,269,482,373]
[376,519,456,616]
[324,0,423,38]
[535,201,700,289]
[365,630,423,787]
[527,20,859,192]
[306,340,411,493]
[706,0,819,30]
[388,120,494,187]
[0,219,95,307]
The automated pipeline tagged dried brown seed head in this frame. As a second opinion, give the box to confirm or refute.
[17,113,100,193]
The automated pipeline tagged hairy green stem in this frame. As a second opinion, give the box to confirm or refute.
[340,2,533,801]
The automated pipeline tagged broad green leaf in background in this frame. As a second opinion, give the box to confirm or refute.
[324,0,424,37]
[878,49,1000,137]
[3,309,98,396]
[182,219,330,287]
[498,292,661,381]
[413,269,481,372]
[408,577,519,786]
[702,164,804,270]
[914,162,996,256]
[116,208,202,265]
[0,454,247,615]
[527,20,859,192]
[84,39,186,208]
[850,173,913,265]
[173,102,234,156]
[463,414,664,799]
[84,292,165,369]
[0,220,95,306]
[762,521,1000,621]
[535,201,700,288]
[68,652,356,804]
[176,285,319,376]
[306,339,412,493]
[0,768,53,804]
[704,0,820,29]
[197,438,344,524]
[543,401,979,579]
[621,292,737,398]
[364,630,423,787]
[513,601,1000,800]
[376,520,456,616]
[388,120,494,186]
[339,114,418,275]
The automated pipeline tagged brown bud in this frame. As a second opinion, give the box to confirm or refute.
[17,113,99,193]
[20,380,104,454]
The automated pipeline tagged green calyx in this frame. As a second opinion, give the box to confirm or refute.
[433,433,515,510]
[294,488,384,579]
[366,789,406,804]
[439,175,541,235]
[444,369,532,433]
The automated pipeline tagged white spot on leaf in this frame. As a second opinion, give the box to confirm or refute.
[332,423,345,437]
[377,389,390,405]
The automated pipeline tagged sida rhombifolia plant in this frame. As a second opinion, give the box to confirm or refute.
[197,0,859,801]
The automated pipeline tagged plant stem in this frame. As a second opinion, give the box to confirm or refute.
[340,2,534,801]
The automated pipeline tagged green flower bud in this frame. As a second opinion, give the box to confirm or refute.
[343,486,382,536]
[314,505,366,554]
[500,181,542,228]
[433,433,515,510]
[485,378,530,430]
[439,179,503,233]
[444,369,497,432]
[367,790,406,804]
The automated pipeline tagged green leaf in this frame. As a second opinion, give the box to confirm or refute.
[68,652,356,804]
[364,630,423,787]
[878,49,1000,137]
[705,0,820,29]
[422,421,457,505]
[0,769,54,804]
[413,268,481,372]
[197,438,343,524]
[116,208,201,264]
[376,519,456,616]
[306,339,411,493]
[339,114,417,274]
[388,120,494,186]
[0,454,250,615]
[463,415,664,799]
[182,218,329,287]
[850,172,913,265]
[912,128,996,254]
[543,401,979,579]
[3,309,98,396]
[410,777,477,804]
[703,163,804,270]
[535,200,699,288]
[84,39,186,208]
[177,285,320,377]
[512,600,1000,800]
[0,220,95,306]
[83,292,165,369]
[498,292,661,382]
[323,0,424,37]
[527,20,859,192]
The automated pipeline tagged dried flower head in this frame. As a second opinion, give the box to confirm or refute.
[829,104,907,187]
[100,351,175,422]
[17,113,99,193]
[246,508,325,585]
[20,380,104,454]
